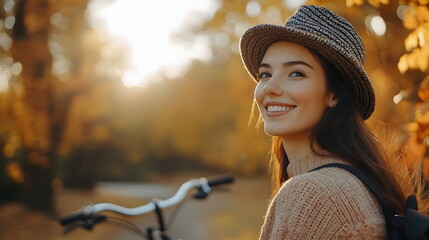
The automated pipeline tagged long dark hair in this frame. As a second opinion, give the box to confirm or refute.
[267,50,425,214]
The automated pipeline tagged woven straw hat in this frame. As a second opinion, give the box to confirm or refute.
[240,5,375,120]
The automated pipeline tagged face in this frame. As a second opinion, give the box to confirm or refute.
[254,41,337,140]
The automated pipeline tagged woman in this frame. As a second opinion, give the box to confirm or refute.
[240,5,425,239]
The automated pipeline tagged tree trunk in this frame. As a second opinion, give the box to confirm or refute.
[10,0,55,213]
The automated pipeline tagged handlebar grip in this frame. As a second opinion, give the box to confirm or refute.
[207,175,234,187]
[59,211,86,226]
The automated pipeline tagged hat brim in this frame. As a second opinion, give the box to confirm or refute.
[239,24,375,120]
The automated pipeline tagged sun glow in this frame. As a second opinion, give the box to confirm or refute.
[87,0,218,87]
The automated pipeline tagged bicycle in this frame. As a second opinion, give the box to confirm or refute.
[58,175,234,240]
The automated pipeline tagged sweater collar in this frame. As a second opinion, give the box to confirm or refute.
[286,151,347,177]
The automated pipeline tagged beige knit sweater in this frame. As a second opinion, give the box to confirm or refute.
[259,153,385,239]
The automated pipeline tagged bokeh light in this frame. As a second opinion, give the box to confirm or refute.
[366,15,386,37]
[4,15,14,29]
[396,5,408,20]
[246,1,262,17]
[283,0,308,10]
[87,0,219,88]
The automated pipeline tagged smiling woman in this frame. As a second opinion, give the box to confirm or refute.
[87,0,218,87]
[239,5,429,239]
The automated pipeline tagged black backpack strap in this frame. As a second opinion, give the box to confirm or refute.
[311,163,396,232]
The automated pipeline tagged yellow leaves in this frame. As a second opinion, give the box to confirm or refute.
[368,0,389,8]
[400,4,429,73]
[398,47,429,73]
[404,4,429,30]
[346,0,364,7]
[408,22,429,51]
[346,0,388,7]
[6,163,24,183]
[405,29,421,51]
[398,55,409,73]
[416,5,429,22]
[416,48,428,72]
[404,6,419,29]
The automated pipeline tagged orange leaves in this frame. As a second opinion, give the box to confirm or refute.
[406,78,429,160]
[3,133,21,158]
[416,101,429,126]
[397,3,429,160]
[415,86,429,130]
[401,3,429,163]
[406,121,428,161]
[344,1,429,168]
[418,77,429,101]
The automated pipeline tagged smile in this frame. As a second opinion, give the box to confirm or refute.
[267,105,295,112]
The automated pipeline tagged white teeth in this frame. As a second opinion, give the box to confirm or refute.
[267,105,295,112]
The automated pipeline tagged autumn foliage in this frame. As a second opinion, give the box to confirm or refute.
[0,0,428,213]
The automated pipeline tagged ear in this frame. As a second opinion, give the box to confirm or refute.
[326,91,338,108]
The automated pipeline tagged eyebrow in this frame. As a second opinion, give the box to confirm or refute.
[259,61,314,70]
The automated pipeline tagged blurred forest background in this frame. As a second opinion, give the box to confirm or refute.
[0,0,428,238]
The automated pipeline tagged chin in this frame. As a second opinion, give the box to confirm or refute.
[264,125,311,139]
[264,127,289,137]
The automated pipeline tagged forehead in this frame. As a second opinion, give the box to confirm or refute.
[261,41,320,65]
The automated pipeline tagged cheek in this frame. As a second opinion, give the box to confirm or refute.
[292,85,329,113]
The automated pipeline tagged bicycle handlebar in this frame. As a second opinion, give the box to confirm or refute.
[207,175,234,187]
[59,175,234,227]
[59,211,87,226]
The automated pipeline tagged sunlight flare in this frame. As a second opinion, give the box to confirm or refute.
[87,0,218,87]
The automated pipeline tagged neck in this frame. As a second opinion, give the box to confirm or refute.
[281,134,314,162]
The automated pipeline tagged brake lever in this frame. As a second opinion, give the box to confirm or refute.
[82,214,107,230]
[193,178,212,199]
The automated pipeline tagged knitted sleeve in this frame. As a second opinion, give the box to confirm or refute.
[259,170,385,240]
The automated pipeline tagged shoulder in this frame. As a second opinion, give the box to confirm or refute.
[275,166,382,217]
[272,167,352,212]
[280,166,363,198]
[260,166,385,239]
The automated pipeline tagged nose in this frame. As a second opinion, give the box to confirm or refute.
[263,75,283,96]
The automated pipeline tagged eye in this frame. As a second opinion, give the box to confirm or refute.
[289,71,305,78]
[257,72,271,80]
